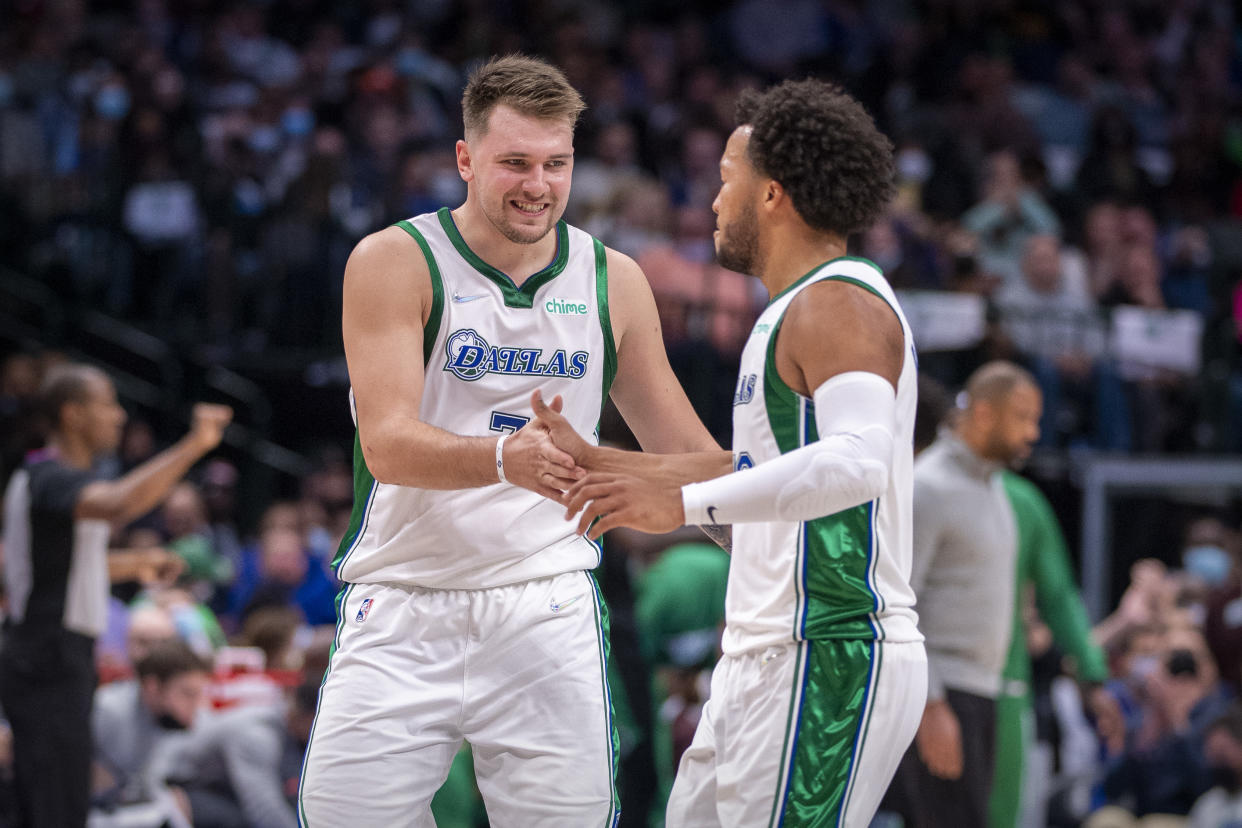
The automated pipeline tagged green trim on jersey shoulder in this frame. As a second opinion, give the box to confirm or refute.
[593,238,618,409]
[837,255,884,274]
[329,430,378,574]
[767,256,901,332]
[767,255,881,306]
[436,207,570,309]
[763,319,803,453]
[393,219,445,365]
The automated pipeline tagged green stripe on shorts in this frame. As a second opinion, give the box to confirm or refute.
[773,638,879,827]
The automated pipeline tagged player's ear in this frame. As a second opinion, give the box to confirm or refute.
[456,139,474,183]
[762,179,784,213]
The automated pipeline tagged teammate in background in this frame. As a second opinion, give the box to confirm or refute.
[0,364,231,828]
[298,55,728,826]
[542,78,927,827]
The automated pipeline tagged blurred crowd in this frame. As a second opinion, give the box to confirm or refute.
[2,0,1242,825]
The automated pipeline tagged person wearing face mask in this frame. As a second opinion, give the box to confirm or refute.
[1185,517,1242,696]
[90,638,211,824]
[1189,703,1242,828]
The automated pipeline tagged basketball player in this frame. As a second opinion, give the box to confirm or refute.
[297,55,729,827]
[546,79,928,827]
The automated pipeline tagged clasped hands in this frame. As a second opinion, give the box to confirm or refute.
[509,390,684,538]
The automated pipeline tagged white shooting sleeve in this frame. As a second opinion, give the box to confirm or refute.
[682,371,895,525]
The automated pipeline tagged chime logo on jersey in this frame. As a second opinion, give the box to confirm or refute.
[443,328,589,382]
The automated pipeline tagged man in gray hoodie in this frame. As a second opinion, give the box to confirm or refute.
[883,361,1042,828]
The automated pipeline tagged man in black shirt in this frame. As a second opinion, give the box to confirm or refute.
[0,364,231,828]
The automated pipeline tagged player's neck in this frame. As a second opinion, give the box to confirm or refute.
[758,226,847,298]
[450,204,560,287]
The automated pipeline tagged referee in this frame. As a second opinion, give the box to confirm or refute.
[0,363,231,828]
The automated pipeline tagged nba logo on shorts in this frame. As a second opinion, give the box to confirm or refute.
[356,598,374,623]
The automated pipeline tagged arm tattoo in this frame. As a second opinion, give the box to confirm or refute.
[697,523,732,554]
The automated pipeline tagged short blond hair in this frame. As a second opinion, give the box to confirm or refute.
[462,54,585,138]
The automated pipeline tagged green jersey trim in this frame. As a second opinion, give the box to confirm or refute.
[766,257,900,332]
[762,282,883,641]
[588,572,622,826]
[436,207,570,309]
[593,238,618,416]
[770,639,882,826]
[770,642,807,828]
[394,220,445,365]
[297,581,357,828]
[767,255,881,306]
[329,431,378,574]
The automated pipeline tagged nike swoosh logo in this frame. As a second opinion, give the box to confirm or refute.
[549,594,584,613]
[452,292,486,303]
[707,506,719,524]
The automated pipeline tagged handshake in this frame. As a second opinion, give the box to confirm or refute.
[500,391,697,539]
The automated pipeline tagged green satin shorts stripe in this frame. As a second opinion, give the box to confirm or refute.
[773,638,879,828]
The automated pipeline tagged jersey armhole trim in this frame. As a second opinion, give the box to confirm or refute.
[393,219,445,366]
[764,273,906,408]
[594,238,618,410]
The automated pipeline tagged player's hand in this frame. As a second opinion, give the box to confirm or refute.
[915,699,963,780]
[503,393,584,500]
[530,389,592,466]
[188,404,234,453]
[562,472,684,539]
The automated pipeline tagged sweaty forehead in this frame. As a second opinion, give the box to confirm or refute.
[476,105,574,155]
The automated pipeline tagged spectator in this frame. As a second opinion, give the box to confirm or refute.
[158,680,321,828]
[200,458,244,574]
[1097,637,1224,819]
[1189,703,1242,828]
[91,638,211,821]
[998,234,1130,450]
[126,604,179,667]
[226,525,336,627]
[162,481,233,594]
[962,150,1061,287]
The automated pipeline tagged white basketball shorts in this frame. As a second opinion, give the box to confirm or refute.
[666,638,927,827]
[298,571,620,827]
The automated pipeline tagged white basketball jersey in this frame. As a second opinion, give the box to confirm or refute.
[721,258,922,656]
[334,209,615,589]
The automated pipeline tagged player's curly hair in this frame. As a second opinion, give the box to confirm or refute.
[736,79,895,237]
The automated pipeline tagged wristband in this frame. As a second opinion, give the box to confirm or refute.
[495,434,509,484]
